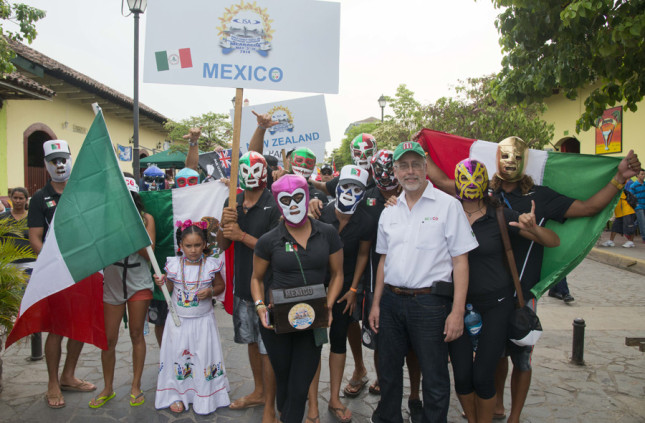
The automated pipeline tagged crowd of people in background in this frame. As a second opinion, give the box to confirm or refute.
[2,112,641,423]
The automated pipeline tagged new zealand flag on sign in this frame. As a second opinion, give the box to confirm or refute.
[198,149,242,182]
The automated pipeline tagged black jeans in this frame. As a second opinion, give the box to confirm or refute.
[260,327,321,423]
[373,289,450,423]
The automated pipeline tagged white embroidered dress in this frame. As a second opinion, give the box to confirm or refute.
[155,256,230,414]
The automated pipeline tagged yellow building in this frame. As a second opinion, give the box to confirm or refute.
[0,40,169,196]
[542,84,645,156]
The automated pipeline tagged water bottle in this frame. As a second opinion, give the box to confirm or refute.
[464,304,482,351]
[143,320,150,336]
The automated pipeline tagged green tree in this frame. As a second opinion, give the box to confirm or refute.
[164,112,232,154]
[373,78,553,150]
[421,75,554,147]
[490,0,645,132]
[0,1,45,74]
[0,217,35,332]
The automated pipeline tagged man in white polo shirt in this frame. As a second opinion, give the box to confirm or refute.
[369,141,478,423]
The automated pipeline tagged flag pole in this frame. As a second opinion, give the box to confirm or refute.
[147,246,181,327]
[229,88,244,208]
[281,148,287,170]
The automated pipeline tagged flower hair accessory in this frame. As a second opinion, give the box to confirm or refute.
[175,219,208,231]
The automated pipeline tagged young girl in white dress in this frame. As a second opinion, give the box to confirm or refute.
[154,221,230,414]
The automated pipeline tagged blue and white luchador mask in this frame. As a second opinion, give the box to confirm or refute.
[334,165,368,214]
[142,165,166,191]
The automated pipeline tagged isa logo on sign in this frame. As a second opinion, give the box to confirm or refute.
[218,2,273,56]
[268,106,294,135]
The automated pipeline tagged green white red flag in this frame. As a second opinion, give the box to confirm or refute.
[6,112,151,350]
[417,128,621,298]
[139,182,234,313]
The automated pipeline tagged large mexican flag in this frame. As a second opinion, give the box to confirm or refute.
[139,182,234,313]
[6,112,151,350]
[417,128,621,298]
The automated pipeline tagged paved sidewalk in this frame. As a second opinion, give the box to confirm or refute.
[0,237,644,422]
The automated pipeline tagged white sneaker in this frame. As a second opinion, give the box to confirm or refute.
[622,241,635,248]
[601,240,615,247]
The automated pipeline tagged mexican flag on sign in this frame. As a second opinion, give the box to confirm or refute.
[6,112,151,350]
[416,128,621,299]
[139,182,233,313]
[155,48,193,71]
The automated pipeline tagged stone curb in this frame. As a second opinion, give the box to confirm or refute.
[586,247,645,276]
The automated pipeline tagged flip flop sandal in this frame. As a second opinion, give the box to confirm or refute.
[130,392,145,406]
[306,415,320,423]
[229,396,264,409]
[328,405,352,423]
[170,401,185,413]
[45,393,65,409]
[88,392,116,409]
[343,376,368,398]
[368,381,380,395]
[493,413,507,420]
[61,379,97,392]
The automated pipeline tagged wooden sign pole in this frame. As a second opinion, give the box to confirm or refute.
[228,88,244,208]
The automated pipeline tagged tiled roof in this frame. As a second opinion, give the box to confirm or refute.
[6,39,168,124]
[0,71,55,98]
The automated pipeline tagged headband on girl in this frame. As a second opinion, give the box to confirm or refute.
[175,219,208,231]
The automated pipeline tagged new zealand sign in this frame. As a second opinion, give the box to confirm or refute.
[235,95,330,164]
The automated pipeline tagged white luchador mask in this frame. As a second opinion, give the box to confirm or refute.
[277,188,308,226]
[45,157,72,182]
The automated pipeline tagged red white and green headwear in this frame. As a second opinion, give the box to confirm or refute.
[455,159,489,201]
[239,151,268,190]
[290,147,317,178]
[350,133,377,170]
[370,149,398,191]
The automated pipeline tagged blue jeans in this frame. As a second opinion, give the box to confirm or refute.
[548,278,570,296]
[636,209,645,241]
[373,289,450,423]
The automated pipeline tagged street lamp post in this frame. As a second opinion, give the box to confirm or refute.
[378,94,387,123]
[127,0,147,179]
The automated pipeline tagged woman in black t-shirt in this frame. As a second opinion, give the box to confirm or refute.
[251,175,344,423]
[450,160,559,423]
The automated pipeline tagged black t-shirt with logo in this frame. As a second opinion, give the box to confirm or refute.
[254,218,342,300]
[359,186,386,292]
[27,182,61,240]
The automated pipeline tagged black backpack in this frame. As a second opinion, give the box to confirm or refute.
[625,190,638,209]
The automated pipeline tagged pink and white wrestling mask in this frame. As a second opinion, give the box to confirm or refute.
[272,174,310,227]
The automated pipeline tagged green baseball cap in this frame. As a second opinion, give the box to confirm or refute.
[393,141,426,161]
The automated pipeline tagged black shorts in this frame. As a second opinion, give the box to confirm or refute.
[147,298,168,326]
[611,214,636,235]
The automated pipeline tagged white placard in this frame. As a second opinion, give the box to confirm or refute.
[236,95,330,164]
[144,0,340,94]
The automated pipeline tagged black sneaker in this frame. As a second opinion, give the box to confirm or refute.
[563,294,575,303]
[548,291,564,300]
[408,398,423,423]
